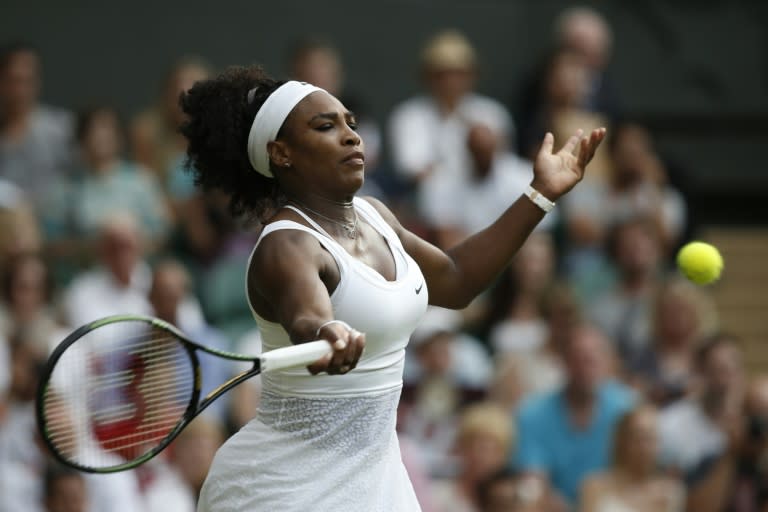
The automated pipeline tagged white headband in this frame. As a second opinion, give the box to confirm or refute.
[247,81,324,178]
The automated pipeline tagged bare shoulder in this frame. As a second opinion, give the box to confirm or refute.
[249,224,325,275]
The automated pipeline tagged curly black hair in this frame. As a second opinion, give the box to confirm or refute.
[180,66,287,220]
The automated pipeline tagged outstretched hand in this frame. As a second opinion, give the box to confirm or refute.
[531,127,606,202]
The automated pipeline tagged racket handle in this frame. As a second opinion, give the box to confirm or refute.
[259,340,333,373]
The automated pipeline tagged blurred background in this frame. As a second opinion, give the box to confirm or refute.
[1,1,767,512]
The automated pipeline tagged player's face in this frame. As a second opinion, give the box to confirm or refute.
[277,91,365,198]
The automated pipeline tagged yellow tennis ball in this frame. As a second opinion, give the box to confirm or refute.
[676,241,723,285]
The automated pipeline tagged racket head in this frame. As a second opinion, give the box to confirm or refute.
[36,315,201,473]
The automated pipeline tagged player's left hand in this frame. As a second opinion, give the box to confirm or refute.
[531,127,606,202]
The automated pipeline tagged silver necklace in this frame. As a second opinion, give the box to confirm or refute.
[290,199,359,239]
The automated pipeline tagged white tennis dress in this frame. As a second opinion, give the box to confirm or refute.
[198,198,428,511]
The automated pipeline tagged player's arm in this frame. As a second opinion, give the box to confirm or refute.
[369,128,606,309]
[248,230,364,374]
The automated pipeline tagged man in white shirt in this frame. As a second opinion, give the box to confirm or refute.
[433,124,558,246]
[388,30,514,230]
[61,213,153,328]
[658,335,746,498]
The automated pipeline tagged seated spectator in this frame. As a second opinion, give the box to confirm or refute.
[144,417,224,511]
[730,375,768,512]
[0,330,47,512]
[149,259,229,422]
[434,124,558,247]
[513,324,635,505]
[514,7,617,154]
[554,7,617,114]
[0,179,41,269]
[565,122,687,260]
[44,106,170,254]
[0,43,74,207]
[492,283,581,406]
[588,217,664,362]
[517,48,610,171]
[388,30,513,233]
[401,307,492,476]
[630,278,718,406]
[61,213,153,327]
[430,402,514,512]
[581,404,685,512]
[43,463,88,512]
[485,233,556,356]
[658,334,746,512]
[0,253,60,353]
[477,468,555,512]
[130,57,211,187]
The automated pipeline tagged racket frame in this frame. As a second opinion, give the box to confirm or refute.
[36,314,266,473]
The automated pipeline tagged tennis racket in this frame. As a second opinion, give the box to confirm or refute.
[36,314,332,473]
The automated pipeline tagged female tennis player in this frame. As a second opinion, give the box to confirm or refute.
[180,66,604,511]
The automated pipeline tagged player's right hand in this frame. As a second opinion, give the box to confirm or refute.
[308,321,366,375]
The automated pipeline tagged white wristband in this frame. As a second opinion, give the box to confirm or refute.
[315,319,353,338]
[525,185,555,213]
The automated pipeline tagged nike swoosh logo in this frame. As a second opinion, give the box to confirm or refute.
[415,282,424,294]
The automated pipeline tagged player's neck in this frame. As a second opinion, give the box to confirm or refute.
[285,190,355,223]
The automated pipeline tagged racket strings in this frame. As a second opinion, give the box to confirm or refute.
[41,321,195,470]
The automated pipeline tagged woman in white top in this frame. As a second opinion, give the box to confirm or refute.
[179,66,605,511]
[580,404,685,512]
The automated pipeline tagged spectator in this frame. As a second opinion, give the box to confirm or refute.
[731,375,768,512]
[514,7,617,155]
[61,213,153,327]
[658,334,747,512]
[130,57,210,186]
[288,38,383,183]
[477,469,552,512]
[588,217,664,362]
[564,122,687,263]
[0,330,47,512]
[401,307,492,476]
[430,402,514,512]
[485,233,556,356]
[388,30,513,233]
[0,179,41,268]
[516,48,610,171]
[0,43,74,206]
[144,417,224,512]
[581,404,685,512]
[0,253,59,354]
[493,283,581,404]
[43,106,170,253]
[434,125,558,247]
[43,464,88,512]
[554,7,617,114]
[630,278,718,406]
[513,324,635,504]
[149,259,229,422]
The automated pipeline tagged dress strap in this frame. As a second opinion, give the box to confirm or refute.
[282,205,335,239]
[353,197,402,249]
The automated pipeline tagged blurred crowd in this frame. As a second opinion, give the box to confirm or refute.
[1,6,766,512]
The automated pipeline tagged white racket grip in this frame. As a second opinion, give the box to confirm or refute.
[259,340,333,373]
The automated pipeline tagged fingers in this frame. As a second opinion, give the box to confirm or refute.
[559,129,583,156]
[577,127,606,169]
[539,132,555,156]
[307,322,366,375]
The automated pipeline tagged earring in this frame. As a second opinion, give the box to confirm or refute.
[284,162,291,167]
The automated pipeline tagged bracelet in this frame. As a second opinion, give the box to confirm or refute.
[315,319,353,338]
[525,185,556,213]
